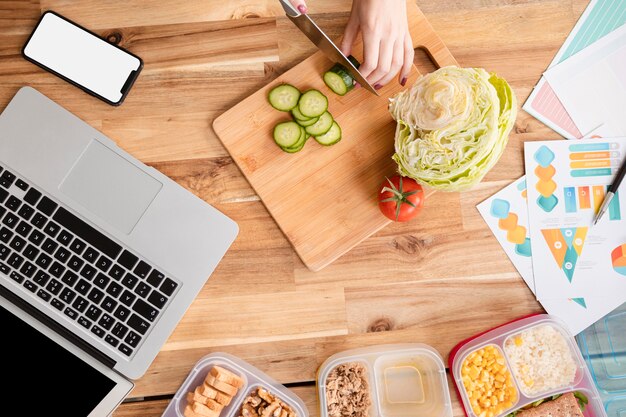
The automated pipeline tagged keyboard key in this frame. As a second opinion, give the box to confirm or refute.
[5,195,21,211]
[41,238,58,255]
[50,298,64,311]
[14,179,28,191]
[46,279,62,295]
[87,287,104,304]
[69,239,86,255]
[95,255,112,272]
[80,264,97,280]
[101,296,117,313]
[61,270,78,287]
[118,250,138,270]
[118,344,132,356]
[0,170,15,188]
[19,261,36,278]
[78,316,91,329]
[54,247,71,263]
[0,226,12,243]
[67,255,84,272]
[113,305,130,322]
[49,261,65,278]
[112,322,128,338]
[10,271,25,283]
[23,279,37,293]
[82,247,99,263]
[91,325,105,338]
[124,331,140,347]
[2,212,19,228]
[33,270,50,286]
[105,335,119,347]
[17,204,34,221]
[9,235,26,252]
[86,305,102,321]
[0,244,9,261]
[72,296,88,313]
[59,287,76,304]
[98,314,115,330]
[134,282,151,298]
[119,290,136,307]
[24,188,42,206]
[35,253,52,269]
[15,221,32,238]
[44,221,61,238]
[75,279,92,296]
[132,299,159,322]
[28,229,45,245]
[108,264,125,281]
[106,281,123,298]
[0,188,8,204]
[56,230,73,246]
[37,196,58,216]
[30,212,47,229]
[8,253,24,269]
[121,273,138,290]
[22,244,39,261]
[64,307,78,320]
[53,207,122,260]
[37,289,51,302]
[133,261,151,278]
[94,273,110,289]
[127,314,149,335]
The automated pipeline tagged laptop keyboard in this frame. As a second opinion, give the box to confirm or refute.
[0,164,180,358]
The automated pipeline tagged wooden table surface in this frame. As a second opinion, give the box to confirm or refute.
[0,0,588,416]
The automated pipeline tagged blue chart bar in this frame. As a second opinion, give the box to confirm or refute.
[564,187,577,213]
[569,143,611,152]
[571,168,613,177]
[608,187,622,221]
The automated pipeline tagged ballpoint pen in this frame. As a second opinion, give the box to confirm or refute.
[592,154,626,225]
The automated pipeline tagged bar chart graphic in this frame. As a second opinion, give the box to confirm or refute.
[563,185,621,220]
[569,142,621,178]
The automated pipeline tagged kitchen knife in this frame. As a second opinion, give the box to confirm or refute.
[279,0,379,96]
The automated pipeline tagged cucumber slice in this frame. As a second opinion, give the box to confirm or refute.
[291,105,312,121]
[273,121,303,148]
[268,84,301,111]
[294,116,319,127]
[305,111,333,136]
[314,121,341,146]
[281,127,308,153]
[324,64,354,96]
[298,89,328,118]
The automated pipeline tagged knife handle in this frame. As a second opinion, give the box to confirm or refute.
[278,0,300,17]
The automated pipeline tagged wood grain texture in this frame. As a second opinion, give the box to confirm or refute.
[0,1,589,417]
[214,1,457,271]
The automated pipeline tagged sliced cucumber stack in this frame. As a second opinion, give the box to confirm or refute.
[298,89,328,118]
[314,121,342,146]
[305,111,333,136]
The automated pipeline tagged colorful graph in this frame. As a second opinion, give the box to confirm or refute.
[569,142,621,177]
[611,244,626,276]
[541,227,588,282]
[534,146,558,212]
[490,199,532,257]
[563,185,622,220]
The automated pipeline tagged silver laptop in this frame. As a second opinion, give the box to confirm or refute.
[0,86,238,415]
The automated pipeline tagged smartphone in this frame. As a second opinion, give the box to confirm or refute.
[22,11,143,106]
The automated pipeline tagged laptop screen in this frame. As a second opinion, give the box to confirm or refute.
[2,302,117,415]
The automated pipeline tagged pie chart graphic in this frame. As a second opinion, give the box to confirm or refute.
[611,244,626,276]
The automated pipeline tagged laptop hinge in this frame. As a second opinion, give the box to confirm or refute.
[0,284,116,369]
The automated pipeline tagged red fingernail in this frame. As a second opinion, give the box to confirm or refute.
[374,83,382,90]
[297,4,307,13]
[401,77,407,86]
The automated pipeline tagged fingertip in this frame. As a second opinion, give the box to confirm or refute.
[297,4,307,13]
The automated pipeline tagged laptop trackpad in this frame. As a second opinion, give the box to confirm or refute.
[60,140,162,234]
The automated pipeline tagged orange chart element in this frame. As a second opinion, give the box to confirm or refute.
[541,227,588,282]
[611,244,626,276]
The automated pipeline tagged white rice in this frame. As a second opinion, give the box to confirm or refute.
[503,324,578,396]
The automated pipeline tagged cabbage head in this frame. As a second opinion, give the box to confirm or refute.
[389,66,517,192]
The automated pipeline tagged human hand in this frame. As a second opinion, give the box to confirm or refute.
[288,0,308,14]
[340,0,414,88]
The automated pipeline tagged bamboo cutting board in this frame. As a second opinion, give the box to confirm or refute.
[213,2,457,271]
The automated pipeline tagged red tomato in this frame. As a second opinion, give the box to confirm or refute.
[378,175,424,222]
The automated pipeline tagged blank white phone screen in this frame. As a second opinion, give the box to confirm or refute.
[23,12,141,103]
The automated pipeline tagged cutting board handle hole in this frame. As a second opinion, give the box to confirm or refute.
[413,46,439,75]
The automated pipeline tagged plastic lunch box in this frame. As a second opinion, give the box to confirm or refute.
[449,314,607,417]
[161,352,309,417]
[577,302,626,417]
[316,343,453,417]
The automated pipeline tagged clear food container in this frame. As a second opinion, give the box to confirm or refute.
[450,314,607,417]
[577,302,626,417]
[317,343,453,417]
[161,352,309,417]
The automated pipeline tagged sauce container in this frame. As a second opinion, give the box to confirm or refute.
[161,352,309,417]
[317,343,452,417]
[450,314,607,417]
[577,302,626,417]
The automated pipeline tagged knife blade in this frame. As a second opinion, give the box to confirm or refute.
[279,0,379,96]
